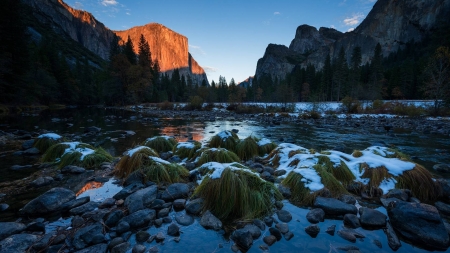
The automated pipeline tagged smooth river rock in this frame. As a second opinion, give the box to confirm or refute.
[20,187,75,216]
[313,197,357,216]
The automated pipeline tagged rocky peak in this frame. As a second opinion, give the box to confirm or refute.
[289,25,326,54]
[255,44,297,81]
[115,23,208,85]
[318,27,344,41]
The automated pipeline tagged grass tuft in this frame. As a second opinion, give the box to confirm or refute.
[235,137,259,161]
[196,148,241,166]
[115,147,159,178]
[318,156,355,185]
[396,164,442,201]
[143,136,178,153]
[352,150,363,158]
[194,166,281,222]
[258,142,278,157]
[173,141,202,160]
[208,131,240,152]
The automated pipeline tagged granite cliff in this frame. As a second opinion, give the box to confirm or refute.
[255,0,450,81]
[22,0,208,85]
[115,24,208,85]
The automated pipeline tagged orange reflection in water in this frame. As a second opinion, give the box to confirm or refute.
[76,181,104,197]
[159,125,204,142]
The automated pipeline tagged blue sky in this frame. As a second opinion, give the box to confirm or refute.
[64,0,377,84]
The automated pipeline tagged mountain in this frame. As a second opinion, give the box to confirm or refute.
[22,0,208,85]
[115,23,209,86]
[238,76,254,88]
[255,0,450,81]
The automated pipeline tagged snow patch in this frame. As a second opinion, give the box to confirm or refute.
[38,133,62,140]
[125,146,152,157]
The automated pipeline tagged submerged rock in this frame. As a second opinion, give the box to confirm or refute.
[388,201,449,250]
[20,187,75,216]
[383,221,401,251]
[276,210,292,222]
[200,210,222,231]
[306,208,325,223]
[359,207,387,229]
[343,214,361,228]
[232,229,253,251]
[305,224,320,238]
[313,197,357,216]
[175,213,194,226]
[185,198,203,215]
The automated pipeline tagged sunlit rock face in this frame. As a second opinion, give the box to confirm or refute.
[255,0,450,80]
[23,0,115,60]
[115,23,209,85]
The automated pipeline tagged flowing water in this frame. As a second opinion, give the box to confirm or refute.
[1,107,450,252]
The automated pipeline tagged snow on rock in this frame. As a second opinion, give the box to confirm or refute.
[176,142,196,149]
[257,138,273,146]
[124,146,153,157]
[146,136,175,142]
[38,133,62,140]
[150,156,171,165]
[217,131,234,140]
[191,162,261,184]
[60,142,95,161]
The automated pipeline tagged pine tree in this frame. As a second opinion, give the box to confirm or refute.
[123,35,136,65]
[368,43,384,100]
[138,34,152,68]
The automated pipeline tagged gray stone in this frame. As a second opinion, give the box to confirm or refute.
[155,232,165,242]
[70,201,99,216]
[339,194,357,205]
[243,224,261,239]
[119,209,156,228]
[306,208,325,223]
[264,216,274,227]
[0,222,26,241]
[158,207,170,218]
[72,216,85,228]
[29,176,54,188]
[135,231,150,242]
[253,219,265,230]
[149,246,159,253]
[388,201,449,250]
[200,210,222,230]
[383,221,401,251]
[73,243,107,253]
[61,165,86,174]
[20,187,75,216]
[22,139,34,150]
[61,196,90,211]
[173,199,186,210]
[98,198,116,209]
[269,227,282,241]
[108,237,124,250]
[124,185,157,214]
[435,201,450,216]
[154,219,163,227]
[23,147,40,155]
[274,169,287,177]
[385,189,410,201]
[305,224,320,238]
[337,229,356,243]
[185,198,203,215]
[132,244,146,253]
[0,234,40,253]
[175,213,194,226]
[161,183,189,201]
[104,210,124,227]
[91,234,105,244]
[113,183,145,200]
[232,229,253,251]
[167,223,180,236]
[343,214,361,228]
[51,234,66,245]
[263,235,277,246]
[276,209,292,222]
[116,221,130,234]
[149,199,165,210]
[275,223,289,234]
[284,231,294,241]
[111,242,130,253]
[313,197,357,216]
[325,225,336,236]
[72,223,103,249]
[162,217,172,223]
[359,207,387,229]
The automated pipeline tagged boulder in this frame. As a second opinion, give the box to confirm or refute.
[276,209,292,222]
[435,201,450,216]
[242,224,261,239]
[263,235,277,246]
[264,217,274,227]
[306,208,325,223]
[275,223,289,234]
[359,207,387,229]
[385,189,409,201]
[338,194,357,205]
[185,198,203,215]
[61,165,86,174]
[29,176,54,188]
[175,213,194,226]
[157,207,170,218]
[72,223,103,250]
[167,223,180,236]
[269,227,282,241]
[305,224,320,238]
[20,187,75,216]
[70,201,99,216]
[0,222,26,241]
[161,183,189,201]
[326,225,336,236]
[61,196,90,211]
[200,210,222,230]
[383,221,401,251]
[135,231,150,243]
[124,185,157,214]
[232,229,253,251]
[173,199,186,210]
[253,219,266,230]
[0,234,40,253]
[132,244,146,253]
[113,183,144,200]
[104,210,124,227]
[119,209,156,228]
[343,214,361,228]
[98,198,116,209]
[388,201,449,250]
[116,221,130,235]
[313,197,357,216]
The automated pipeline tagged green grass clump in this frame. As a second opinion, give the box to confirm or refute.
[318,156,355,185]
[114,146,159,178]
[235,136,259,161]
[139,161,189,184]
[396,164,442,201]
[143,136,178,153]
[194,165,281,222]
[196,148,241,166]
[352,150,363,158]
[42,142,112,169]
[314,165,348,197]
[33,134,64,153]
[173,141,202,160]
[209,131,240,152]
[257,139,278,156]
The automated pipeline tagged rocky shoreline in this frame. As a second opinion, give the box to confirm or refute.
[0,108,450,252]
